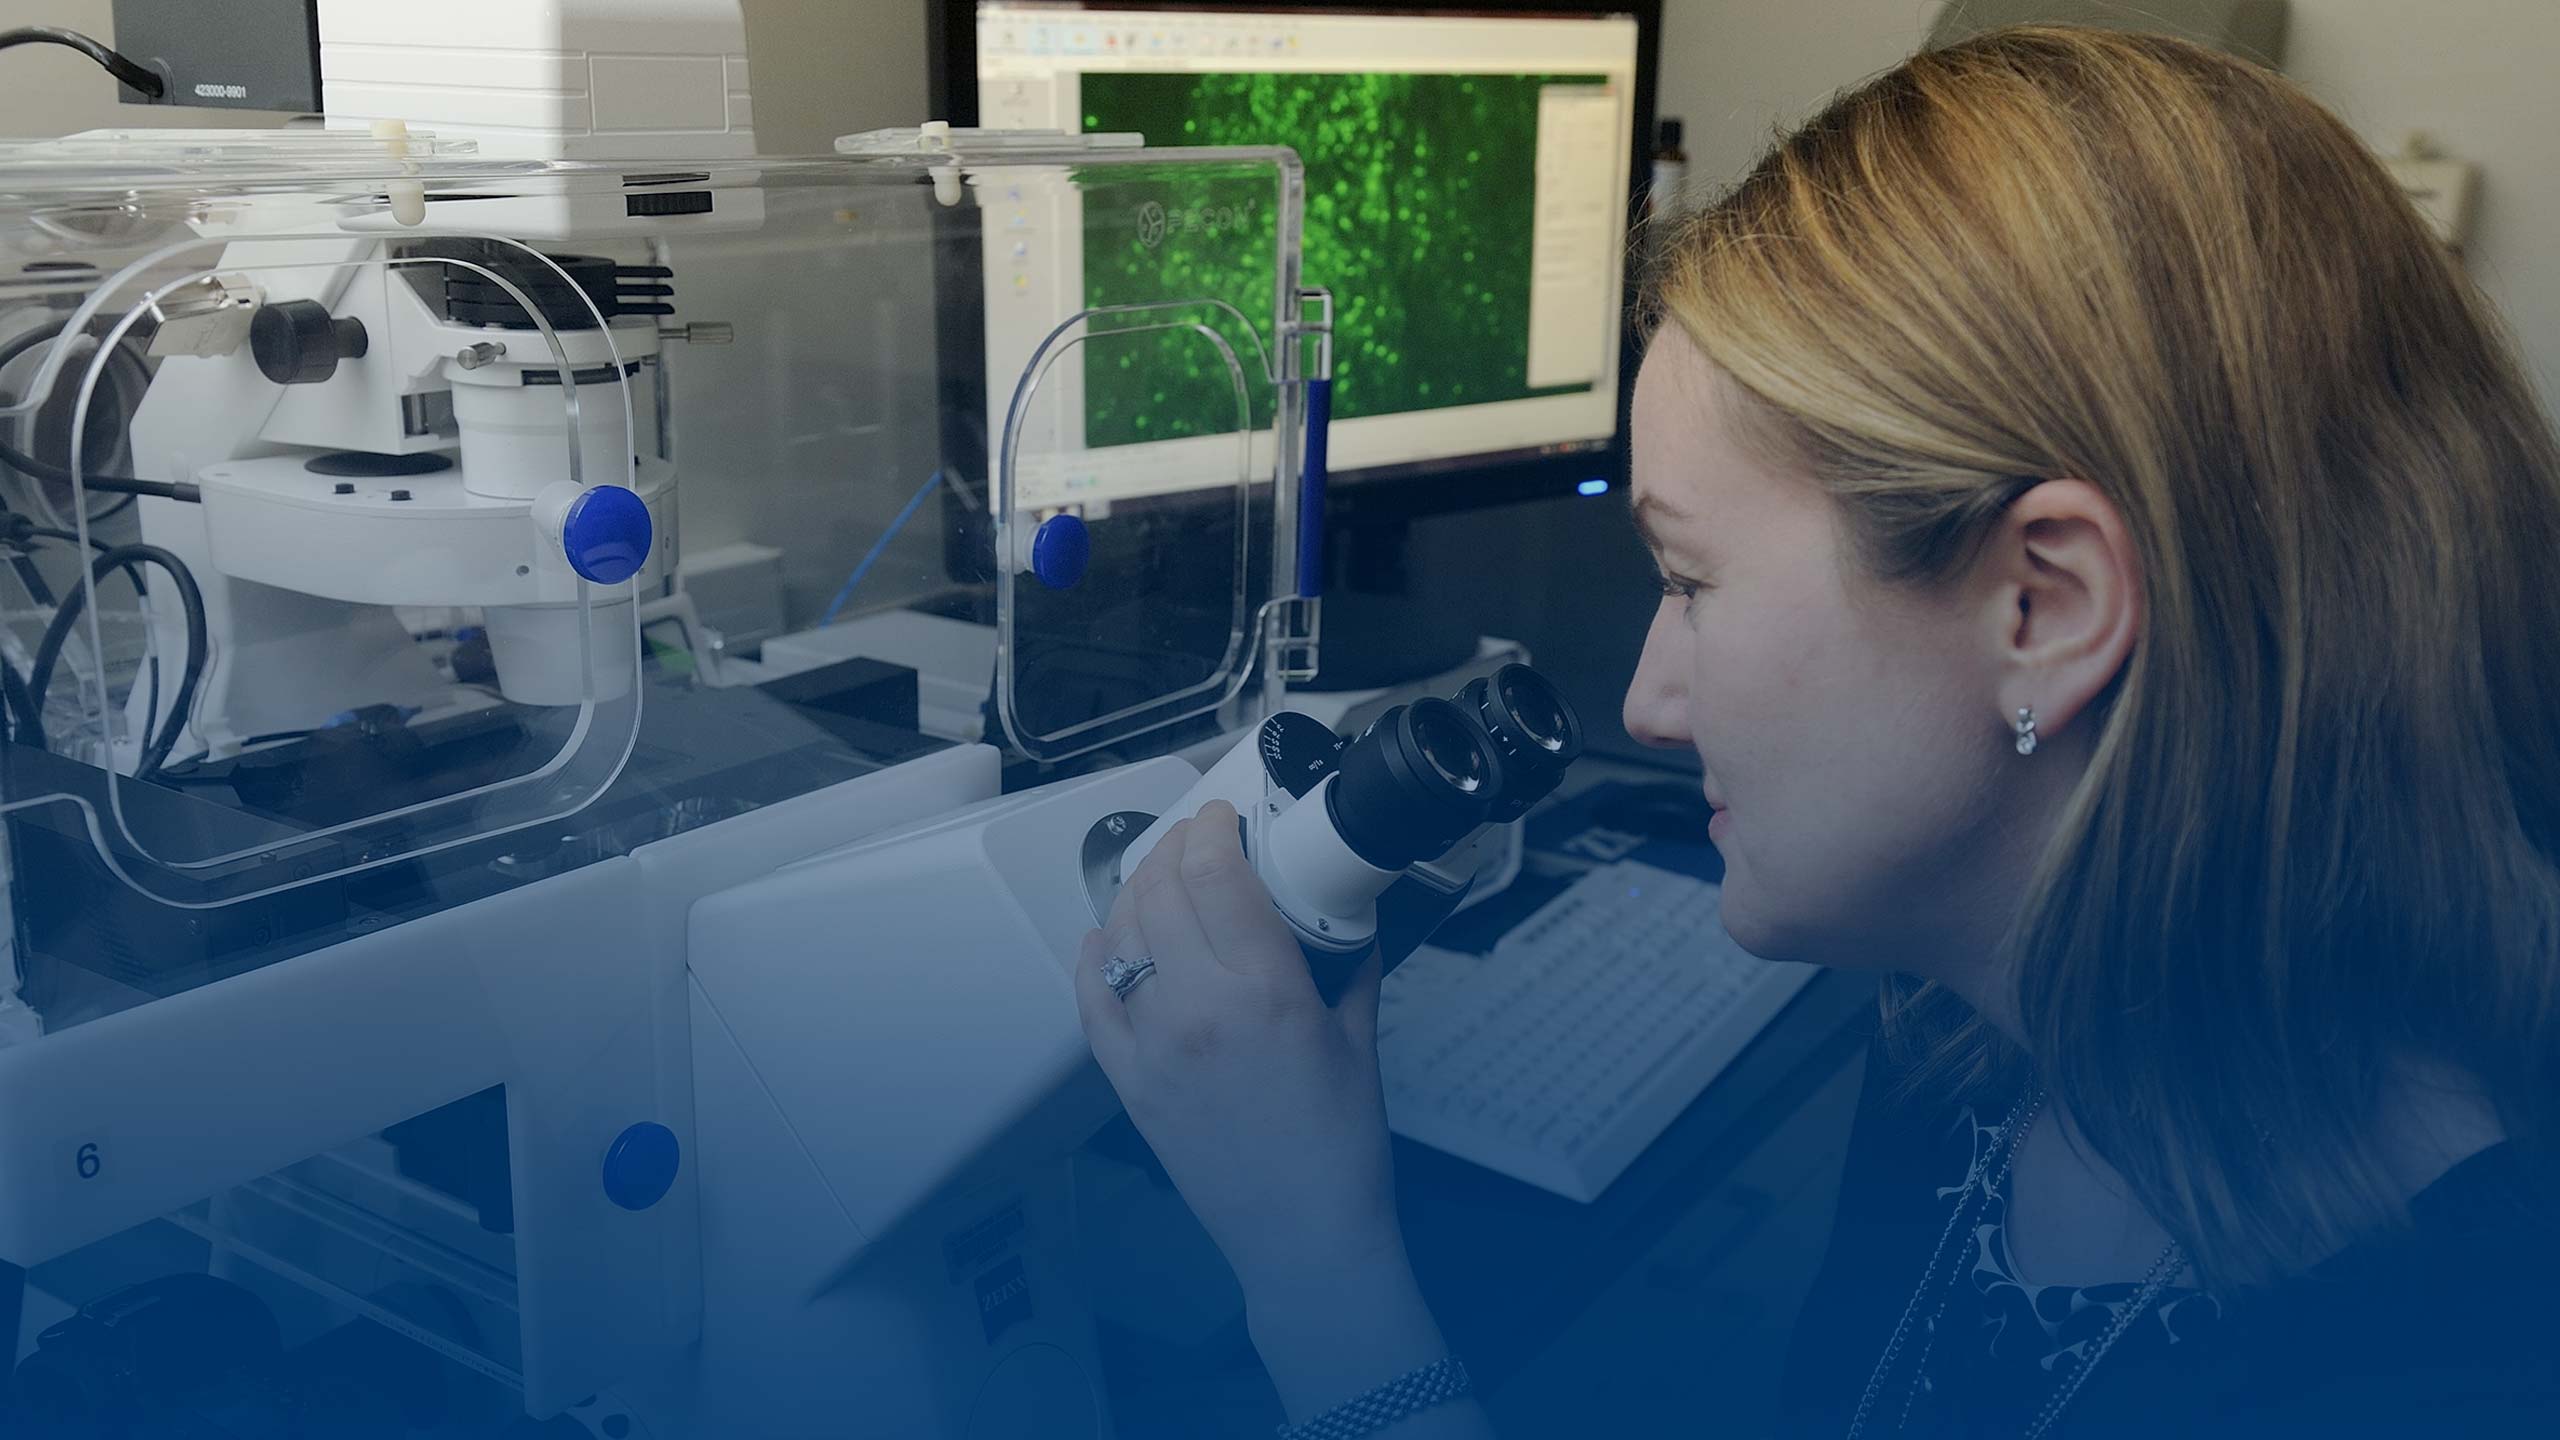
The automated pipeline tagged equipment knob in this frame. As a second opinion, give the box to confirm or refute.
[601,1122,681,1212]
[251,299,369,386]
[1030,512,1090,589]
[560,485,654,585]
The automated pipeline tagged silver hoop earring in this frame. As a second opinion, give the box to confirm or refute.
[2013,706,2039,756]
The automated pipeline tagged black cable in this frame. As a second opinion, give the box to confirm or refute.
[0,521,143,746]
[24,526,169,750]
[22,522,145,594]
[0,491,52,664]
[0,317,58,373]
[23,545,196,777]
[0,320,64,605]
[20,521,113,555]
[25,543,205,781]
[0,26,165,99]
[4,546,52,610]
[141,652,161,777]
[0,437,198,502]
[120,554,202,780]
[23,542,195,775]
[0,319,175,754]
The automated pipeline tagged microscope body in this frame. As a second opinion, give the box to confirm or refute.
[123,225,690,766]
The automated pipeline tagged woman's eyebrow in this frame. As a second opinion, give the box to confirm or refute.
[1630,492,1694,555]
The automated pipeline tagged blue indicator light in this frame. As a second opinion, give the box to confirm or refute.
[1577,478,1610,497]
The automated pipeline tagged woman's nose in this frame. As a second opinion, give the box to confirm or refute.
[1622,599,1693,751]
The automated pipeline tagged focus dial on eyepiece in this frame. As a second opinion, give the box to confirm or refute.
[1257,709,1347,800]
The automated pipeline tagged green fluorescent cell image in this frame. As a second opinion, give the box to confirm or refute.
[1077,71,1604,448]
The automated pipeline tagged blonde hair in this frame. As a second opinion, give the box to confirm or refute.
[1651,25,2560,1289]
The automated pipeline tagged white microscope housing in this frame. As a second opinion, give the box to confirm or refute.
[128,234,687,741]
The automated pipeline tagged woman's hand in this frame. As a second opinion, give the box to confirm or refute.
[1076,803,1489,1435]
[1072,799,1403,1295]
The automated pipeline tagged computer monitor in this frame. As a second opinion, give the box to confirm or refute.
[932,1,1660,522]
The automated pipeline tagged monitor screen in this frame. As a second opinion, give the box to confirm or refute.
[970,2,1641,510]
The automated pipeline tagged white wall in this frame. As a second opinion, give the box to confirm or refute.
[2283,2,2560,400]
[737,0,928,152]
[1652,0,2560,401]
[1654,0,1947,197]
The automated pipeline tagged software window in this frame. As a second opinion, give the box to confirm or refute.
[977,5,1638,508]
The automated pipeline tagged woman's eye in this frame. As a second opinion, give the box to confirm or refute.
[1659,575,1704,606]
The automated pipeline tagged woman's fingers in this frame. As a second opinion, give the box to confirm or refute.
[1096,802,1328,1064]
[1103,819,1194,1000]
[1178,800,1317,984]
[1109,817,1229,1031]
[1067,804,1403,1314]
[1130,849,1219,992]
[1073,926,1137,1076]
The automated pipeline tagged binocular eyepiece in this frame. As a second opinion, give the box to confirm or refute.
[1326,663,1585,870]
[1460,662,1586,824]
[1104,662,1588,957]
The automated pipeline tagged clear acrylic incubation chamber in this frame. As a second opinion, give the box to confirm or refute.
[0,127,1321,1020]
[0,128,1323,1413]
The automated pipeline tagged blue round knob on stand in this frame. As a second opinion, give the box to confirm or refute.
[561,485,654,585]
[601,1122,681,1211]
[1030,513,1090,590]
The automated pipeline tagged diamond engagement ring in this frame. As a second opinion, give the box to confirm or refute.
[1100,954,1157,1001]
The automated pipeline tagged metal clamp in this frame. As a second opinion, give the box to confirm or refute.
[146,273,260,358]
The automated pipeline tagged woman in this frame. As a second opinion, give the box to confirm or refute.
[1074,26,2560,1438]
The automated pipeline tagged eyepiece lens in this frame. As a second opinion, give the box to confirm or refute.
[1322,700,1503,871]
[1499,670,1570,753]
[1410,705,1488,794]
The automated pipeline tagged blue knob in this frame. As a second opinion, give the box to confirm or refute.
[1031,512,1090,590]
[561,485,653,585]
[601,1121,681,1211]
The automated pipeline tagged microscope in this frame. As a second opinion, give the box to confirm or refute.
[1111,662,1585,991]
[0,4,1584,1435]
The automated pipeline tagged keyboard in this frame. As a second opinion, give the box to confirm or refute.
[1377,860,1817,1203]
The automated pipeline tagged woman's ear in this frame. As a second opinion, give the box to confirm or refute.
[1977,478,2144,743]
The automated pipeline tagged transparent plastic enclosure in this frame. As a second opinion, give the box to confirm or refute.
[0,129,1313,1016]
[986,152,1311,760]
